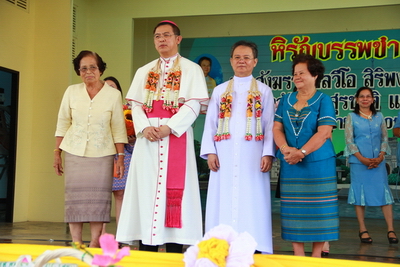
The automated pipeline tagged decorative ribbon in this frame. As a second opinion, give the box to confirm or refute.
[146,100,186,228]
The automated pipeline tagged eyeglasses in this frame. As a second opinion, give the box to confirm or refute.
[153,33,176,40]
[232,56,253,62]
[79,66,98,73]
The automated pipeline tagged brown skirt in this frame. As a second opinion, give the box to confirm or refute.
[64,153,114,223]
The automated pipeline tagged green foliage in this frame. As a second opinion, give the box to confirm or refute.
[388,173,400,185]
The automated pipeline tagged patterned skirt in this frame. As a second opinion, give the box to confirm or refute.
[280,157,339,242]
[64,153,113,223]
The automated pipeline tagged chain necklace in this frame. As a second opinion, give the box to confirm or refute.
[294,90,316,117]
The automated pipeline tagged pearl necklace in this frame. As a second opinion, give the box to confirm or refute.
[359,110,372,120]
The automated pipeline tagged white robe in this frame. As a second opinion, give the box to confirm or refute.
[200,75,275,253]
[116,56,209,246]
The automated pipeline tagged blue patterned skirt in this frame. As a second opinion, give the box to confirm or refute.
[280,157,339,242]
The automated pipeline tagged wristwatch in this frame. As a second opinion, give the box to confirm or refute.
[300,149,307,156]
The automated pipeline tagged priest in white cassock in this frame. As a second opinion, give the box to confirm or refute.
[116,20,209,253]
[200,40,275,254]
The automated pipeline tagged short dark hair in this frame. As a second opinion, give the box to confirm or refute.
[354,86,377,115]
[104,76,122,94]
[230,40,258,59]
[153,21,180,36]
[292,53,325,87]
[198,56,212,67]
[73,50,107,76]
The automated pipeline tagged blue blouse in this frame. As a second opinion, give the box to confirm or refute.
[344,111,391,164]
[274,91,336,162]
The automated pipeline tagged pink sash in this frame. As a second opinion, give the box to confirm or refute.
[146,100,186,228]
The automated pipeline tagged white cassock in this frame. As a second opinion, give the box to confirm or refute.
[200,75,275,253]
[116,55,209,246]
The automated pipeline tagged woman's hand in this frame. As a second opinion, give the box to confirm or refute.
[53,151,63,176]
[283,147,305,165]
[128,135,136,145]
[358,155,374,168]
[369,153,385,169]
[115,156,125,179]
[207,154,220,172]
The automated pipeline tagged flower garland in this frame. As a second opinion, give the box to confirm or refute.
[165,70,181,113]
[143,71,159,112]
[214,77,263,142]
[143,57,181,113]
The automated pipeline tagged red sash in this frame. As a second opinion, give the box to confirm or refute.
[146,100,186,228]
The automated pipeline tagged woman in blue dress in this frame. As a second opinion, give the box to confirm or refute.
[344,87,397,244]
[273,54,339,257]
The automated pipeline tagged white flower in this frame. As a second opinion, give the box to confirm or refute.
[183,224,257,267]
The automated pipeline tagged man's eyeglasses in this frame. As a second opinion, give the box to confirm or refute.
[79,66,98,73]
[154,33,176,40]
[232,56,253,62]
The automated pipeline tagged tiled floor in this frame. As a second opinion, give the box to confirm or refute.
[1,189,400,263]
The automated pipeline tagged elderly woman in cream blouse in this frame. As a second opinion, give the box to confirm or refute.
[53,50,127,247]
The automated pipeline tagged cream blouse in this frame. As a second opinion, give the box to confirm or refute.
[55,83,127,157]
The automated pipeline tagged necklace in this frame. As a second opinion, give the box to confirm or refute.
[294,102,308,117]
[294,90,316,117]
[359,110,372,120]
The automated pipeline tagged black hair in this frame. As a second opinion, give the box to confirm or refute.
[230,40,258,59]
[353,86,377,115]
[198,56,212,67]
[104,76,122,94]
[292,53,325,87]
[153,21,180,36]
[72,50,106,76]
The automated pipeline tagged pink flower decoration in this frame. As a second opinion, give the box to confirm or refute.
[214,135,221,141]
[92,233,130,267]
[255,135,264,141]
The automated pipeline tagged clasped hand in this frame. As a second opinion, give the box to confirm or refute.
[361,156,383,169]
[283,147,304,165]
[144,125,171,142]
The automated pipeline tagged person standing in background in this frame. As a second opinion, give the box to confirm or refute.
[102,76,136,235]
[201,40,275,254]
[54,51,127,247]
[344,87,397,244]
[116,20,209,253]
[198,56,216,98]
